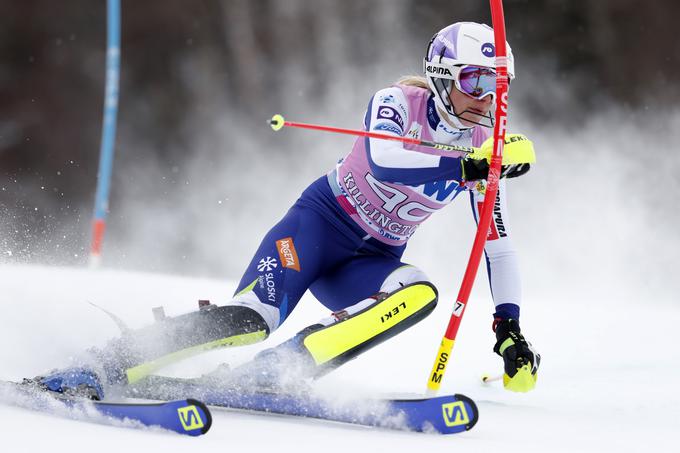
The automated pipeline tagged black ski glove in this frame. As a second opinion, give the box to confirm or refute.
[462,158,530,181]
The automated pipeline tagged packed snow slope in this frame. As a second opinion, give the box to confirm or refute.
[0,264,676,452]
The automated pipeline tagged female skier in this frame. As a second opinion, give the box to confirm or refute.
[34,22,540,398]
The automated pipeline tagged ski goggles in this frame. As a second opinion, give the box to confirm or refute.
[424,60,497,100]
[455,65,497,100]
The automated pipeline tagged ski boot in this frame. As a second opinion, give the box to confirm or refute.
[493,318,541,393]
[201,325,321,394]
[27,367,105,401]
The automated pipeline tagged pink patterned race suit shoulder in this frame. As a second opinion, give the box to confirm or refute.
[330,84,491,245]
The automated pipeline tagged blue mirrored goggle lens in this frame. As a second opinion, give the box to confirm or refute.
[458,66,496,99]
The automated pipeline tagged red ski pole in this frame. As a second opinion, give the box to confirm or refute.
[269,114,476,155]
[426,0,511,395]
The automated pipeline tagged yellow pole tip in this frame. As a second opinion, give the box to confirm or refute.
[270,114,285,131]
[425,388,438,397]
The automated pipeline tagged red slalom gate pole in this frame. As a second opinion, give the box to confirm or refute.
[425,0,511,395]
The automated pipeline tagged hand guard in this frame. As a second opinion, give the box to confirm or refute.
[462,158,530,181]
[493,318,541,392]
[461,133,535,181]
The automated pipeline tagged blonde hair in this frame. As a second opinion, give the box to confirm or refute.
[395,75,429,89]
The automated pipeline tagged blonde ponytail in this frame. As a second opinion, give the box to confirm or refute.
[395,75,429,89]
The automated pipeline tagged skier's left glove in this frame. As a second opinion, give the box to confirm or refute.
[493,318,541,392]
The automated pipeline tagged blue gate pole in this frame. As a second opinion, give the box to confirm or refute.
[90,0,121,266]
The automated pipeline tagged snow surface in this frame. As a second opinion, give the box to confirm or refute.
[1,263,677,452]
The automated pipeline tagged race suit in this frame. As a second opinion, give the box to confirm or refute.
[230,84,521,332]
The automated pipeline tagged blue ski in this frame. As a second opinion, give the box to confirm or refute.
[128,376,478,434]
[0,380,211,436]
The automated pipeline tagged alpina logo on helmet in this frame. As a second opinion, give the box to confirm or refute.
[481,43,495,57]
[426,65,452,76]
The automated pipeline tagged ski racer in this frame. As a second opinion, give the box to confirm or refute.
[32,22,540,399]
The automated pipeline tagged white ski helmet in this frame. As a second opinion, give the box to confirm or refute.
[423,22,515,128]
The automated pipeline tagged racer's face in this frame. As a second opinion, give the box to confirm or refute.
[449,87,494,128]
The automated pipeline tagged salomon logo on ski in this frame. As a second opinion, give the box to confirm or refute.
[178,405,206,431]
[441,401,469,427]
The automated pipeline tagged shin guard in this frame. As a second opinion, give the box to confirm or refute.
[301,281,438,377]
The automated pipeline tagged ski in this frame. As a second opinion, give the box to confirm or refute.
[0,379,212,436]
[128,375,478,434]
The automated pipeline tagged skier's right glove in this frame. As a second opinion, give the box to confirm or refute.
[461,133,536,182]
[493,318,541,393]
[462,158,530,181]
